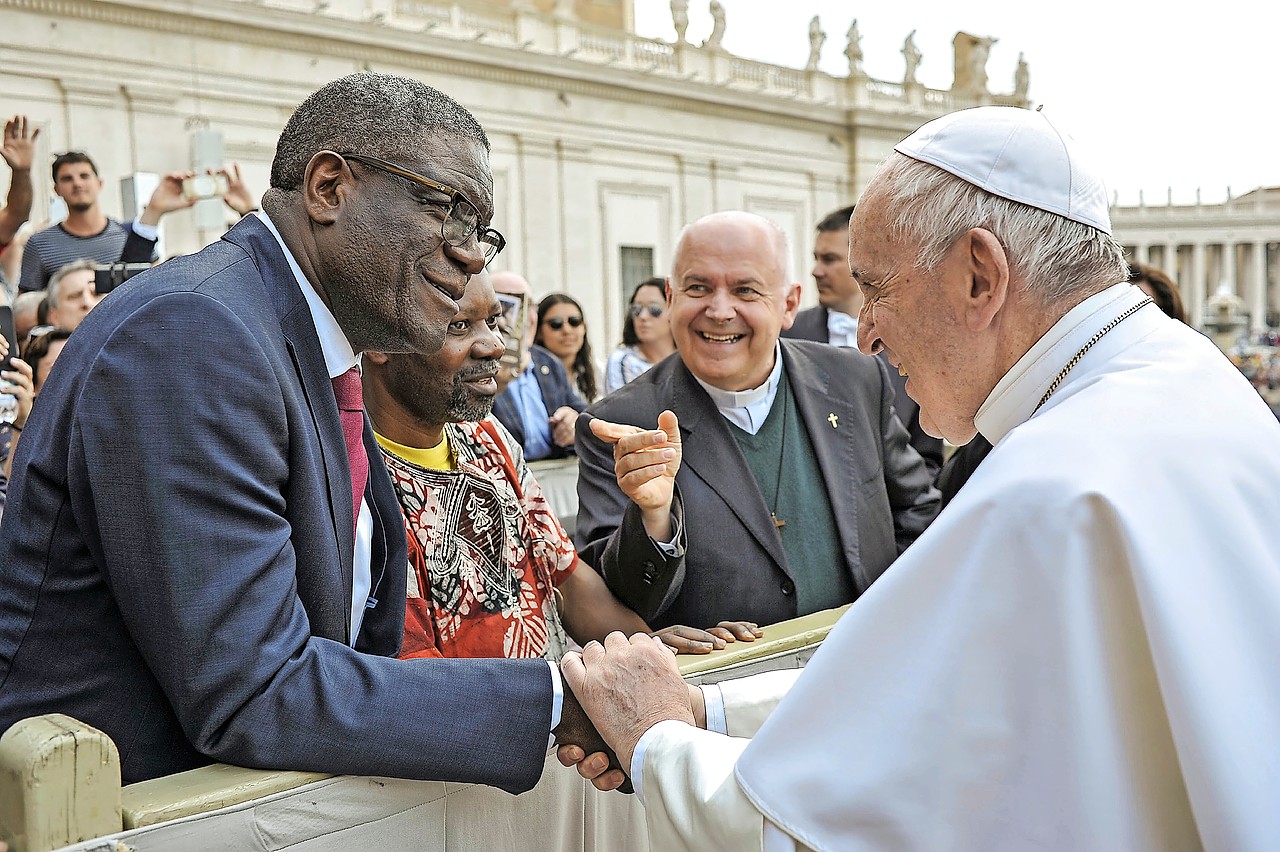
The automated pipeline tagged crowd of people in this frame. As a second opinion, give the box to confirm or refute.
[0,71,1277,851]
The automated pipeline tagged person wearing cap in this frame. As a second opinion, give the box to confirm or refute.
[555,105,1280,849]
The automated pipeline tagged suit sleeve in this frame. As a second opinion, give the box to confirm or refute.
[573,409,687,622]
[70,291,552,792]
[871,356,941,552]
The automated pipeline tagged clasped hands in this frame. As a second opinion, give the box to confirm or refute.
[554,632,706,793]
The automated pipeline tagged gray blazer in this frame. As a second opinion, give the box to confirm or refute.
[574,339,940,629]
[783,304,943,477]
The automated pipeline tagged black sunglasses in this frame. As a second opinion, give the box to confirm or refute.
[544,315,583,330]
[629,304,664,319]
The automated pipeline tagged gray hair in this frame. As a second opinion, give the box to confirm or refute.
[47,259,97,310]
[269,72,489,191]
[672,211,793,284]
[874,153,1128,307]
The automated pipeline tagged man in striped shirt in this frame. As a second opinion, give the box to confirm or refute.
[19,151,194,291]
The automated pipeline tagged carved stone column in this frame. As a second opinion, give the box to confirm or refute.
[1249,241,1268,333]
[1190,241,1207,329]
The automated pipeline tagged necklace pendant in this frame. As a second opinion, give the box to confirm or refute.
[772,513,785,530]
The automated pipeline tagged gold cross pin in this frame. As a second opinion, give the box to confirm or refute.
[827,413,839,429]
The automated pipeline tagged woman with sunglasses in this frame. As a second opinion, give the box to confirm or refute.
[604,277,675,396]
[535,292,600,403]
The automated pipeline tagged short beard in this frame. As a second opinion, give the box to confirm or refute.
[445,362,498,423]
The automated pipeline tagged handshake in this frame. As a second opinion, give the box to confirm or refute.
[552,632,713,794]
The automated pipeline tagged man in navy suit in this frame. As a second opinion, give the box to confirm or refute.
[0,72,605,789]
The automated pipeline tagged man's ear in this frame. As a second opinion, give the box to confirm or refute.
[780,281,803,329]
[961,228,1009,332]
[363,350,390,366]
[301,151,351,226]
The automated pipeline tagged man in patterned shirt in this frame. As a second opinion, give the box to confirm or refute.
[362,271,760,660]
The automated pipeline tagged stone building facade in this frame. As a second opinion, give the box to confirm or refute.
[0,0,1029,346]
[1111,188,1280,333]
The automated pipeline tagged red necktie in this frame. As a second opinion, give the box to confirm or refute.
[331,366,369,537]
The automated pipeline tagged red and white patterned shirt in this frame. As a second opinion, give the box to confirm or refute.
[379,418,578,661]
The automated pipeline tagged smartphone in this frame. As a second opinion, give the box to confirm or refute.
[0,305,18,371]
[181,172,230,202]
[496,292,528,375]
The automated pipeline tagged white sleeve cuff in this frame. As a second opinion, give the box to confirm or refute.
[546,660,563,751]
[702,683,728,734]
[130,220,160,241]
[630,718,688,805]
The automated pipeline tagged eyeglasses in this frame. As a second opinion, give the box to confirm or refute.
[337,152,506,265]
[544,315,583,331]
[629,304,664,319]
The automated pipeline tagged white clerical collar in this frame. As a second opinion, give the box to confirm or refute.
[693,343,784,435]
[975,281,1151,445]
[255,210,358,379]
[826,309,858,348]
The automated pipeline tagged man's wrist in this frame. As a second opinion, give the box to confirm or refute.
[640,505,674,541]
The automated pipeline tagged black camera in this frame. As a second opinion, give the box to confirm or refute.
[94,262,152,295]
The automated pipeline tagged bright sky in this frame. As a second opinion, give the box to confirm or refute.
[633,0,1279,206]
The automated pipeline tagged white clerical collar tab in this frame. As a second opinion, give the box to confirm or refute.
[975,282,1148,444]
[694,344,783,410]
[895,106,1112,234]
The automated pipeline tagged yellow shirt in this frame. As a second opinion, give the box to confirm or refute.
[374,431,455,472]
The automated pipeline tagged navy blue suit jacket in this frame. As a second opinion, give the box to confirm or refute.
[0,215,551,788]
[491,345,586,460]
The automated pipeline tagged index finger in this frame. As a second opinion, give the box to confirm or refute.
[588,416,646,444]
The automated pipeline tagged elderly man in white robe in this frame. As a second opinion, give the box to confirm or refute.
[555,105,1280,850]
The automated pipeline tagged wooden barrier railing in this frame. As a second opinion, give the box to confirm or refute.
[0,606,846,852]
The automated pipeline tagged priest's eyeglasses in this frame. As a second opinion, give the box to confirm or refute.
[338,152,506,264]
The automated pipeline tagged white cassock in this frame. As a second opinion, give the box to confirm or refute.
[632,282,1280,851]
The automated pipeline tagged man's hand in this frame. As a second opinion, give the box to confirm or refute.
[1,115,38,171]
[560,632,694,776]
[549,405,578,447]
[589,409,680,539]
[139,171,198,225]
[216,163,257,216]
[553,667,632,793]
[655,621,763,654]
[1,354,35,431]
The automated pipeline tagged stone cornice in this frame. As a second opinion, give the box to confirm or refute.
[0,0,963,132]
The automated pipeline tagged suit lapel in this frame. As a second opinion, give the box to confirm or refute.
[781,341,862,584]
[671,362,789,573]
[226,216,354,644]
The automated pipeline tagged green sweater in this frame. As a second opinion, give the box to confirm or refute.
[728,372,851,614]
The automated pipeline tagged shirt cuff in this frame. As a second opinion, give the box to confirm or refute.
[130,220,160,241]
[650,510,685,558]
[546,660,563,752]
[702,683,727,735]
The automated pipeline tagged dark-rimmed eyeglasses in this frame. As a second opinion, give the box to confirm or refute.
[544,315,583,331]
[629,304,664,319]
[337,152,505,265]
